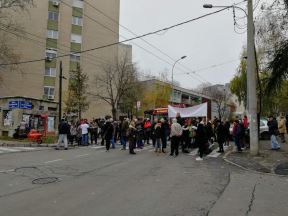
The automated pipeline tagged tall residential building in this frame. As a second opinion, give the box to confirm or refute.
[0,0,120,136]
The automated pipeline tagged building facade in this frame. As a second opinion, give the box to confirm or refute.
[0,0,120,135]
[141,79,236,120]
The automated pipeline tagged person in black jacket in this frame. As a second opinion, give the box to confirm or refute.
[268,116,280,150]
[195,117,208,161]
[103,118,114,152]
[216,120,225,153]
[56,118,70,150]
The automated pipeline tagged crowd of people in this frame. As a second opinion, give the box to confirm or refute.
[55,112,288,161]
[56,114,250,161]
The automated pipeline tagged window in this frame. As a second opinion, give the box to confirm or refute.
[72,16,83,26]
[70,53,80,62]
[71,34,82,43]
[73,0,84,8]
[45,67,56,77]
[46,49,57,59]
[44,86,55,97]
[47,30,59,39]
[48,11,59,21]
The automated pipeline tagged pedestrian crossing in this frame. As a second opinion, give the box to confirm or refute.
[0,147,38,155]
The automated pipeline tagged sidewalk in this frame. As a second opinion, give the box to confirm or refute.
[0,139,57,147]
[224,139,288,175]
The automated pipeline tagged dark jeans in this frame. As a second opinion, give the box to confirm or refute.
[161,136,167,149]
[129,139,136,153]
[105,139,111,151]
[170,136,180,156]
[199,143,205,158]
[120,136,127,149]
[234,137,242,151]
[69,135,76,144]
[90,129,98,144]
[218,141,224,152]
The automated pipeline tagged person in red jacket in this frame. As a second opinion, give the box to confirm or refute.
[143,118,151,145]
[243,115,249,129]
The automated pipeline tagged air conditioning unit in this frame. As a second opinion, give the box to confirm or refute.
[48,95,55,100]
[53,1,59,7]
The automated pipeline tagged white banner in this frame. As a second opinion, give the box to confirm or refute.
[168,102,207,118]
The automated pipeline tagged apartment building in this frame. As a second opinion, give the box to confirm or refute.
[0,0,120,136]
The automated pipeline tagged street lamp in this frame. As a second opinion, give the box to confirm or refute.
[203,1,259,155]
[171,56,187,102]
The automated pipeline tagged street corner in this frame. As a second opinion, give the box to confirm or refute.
[223,149,272,174]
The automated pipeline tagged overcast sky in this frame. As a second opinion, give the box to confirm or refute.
[119,0,261,89]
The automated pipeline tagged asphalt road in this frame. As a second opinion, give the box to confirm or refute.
[0,144,287,216]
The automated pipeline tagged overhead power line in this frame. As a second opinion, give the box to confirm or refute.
[0,6,231,66]
[84,1,208,82]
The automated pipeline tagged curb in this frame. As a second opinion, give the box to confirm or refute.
[0,143,57,148]
[222,149,288,178]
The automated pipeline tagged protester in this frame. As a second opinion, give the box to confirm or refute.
[170,118,182,157]
[135,118,144,149]
[232,120,243,152]
[120,118,129,150]
[127,120,137,154]
[150,117,158,147]
[76,122,82,146]
[56,118,70,150]
[224,120,230,146]
[216,120,225,153]
[268,116,280,150]
[69,122,77,145]
[154,120,162,153]
[160,118,169,153]
[195,117,208,161]
[89,119,98,145]
[143,118,151,145]
[103,118,114,152]
[80,119,90,146]
[278,115,286,143]
[206,121,214,144]
[182,120,190,153]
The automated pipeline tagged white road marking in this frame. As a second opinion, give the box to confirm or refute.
[13,147,36,150]
[0,147,20,152]
[0,169,15,173]
[44,159,63,164]
[207,149,221,158]
[75,154,90,158]
[188,149,198,156]
[90,146,105,149]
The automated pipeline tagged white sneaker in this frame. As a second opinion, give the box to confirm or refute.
[196,157,203,161]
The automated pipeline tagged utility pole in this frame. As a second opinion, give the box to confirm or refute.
[58,61,63,123]
[247,0,259,155]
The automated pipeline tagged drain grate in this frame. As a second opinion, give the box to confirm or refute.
[274,162,288,175]
[32,177,59,184]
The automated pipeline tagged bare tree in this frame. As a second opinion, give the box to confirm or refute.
[94,54,138,119]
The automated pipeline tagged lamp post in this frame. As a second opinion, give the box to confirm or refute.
[171,56,187,102]
[203,1,259,155]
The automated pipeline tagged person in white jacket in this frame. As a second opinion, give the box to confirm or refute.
[170,118,183,157]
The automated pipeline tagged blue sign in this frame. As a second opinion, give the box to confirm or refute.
[8,101,33,110]
[9,101,19,109]
[20,101,33,110]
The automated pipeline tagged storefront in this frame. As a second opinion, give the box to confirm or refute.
[0,97,58,137]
